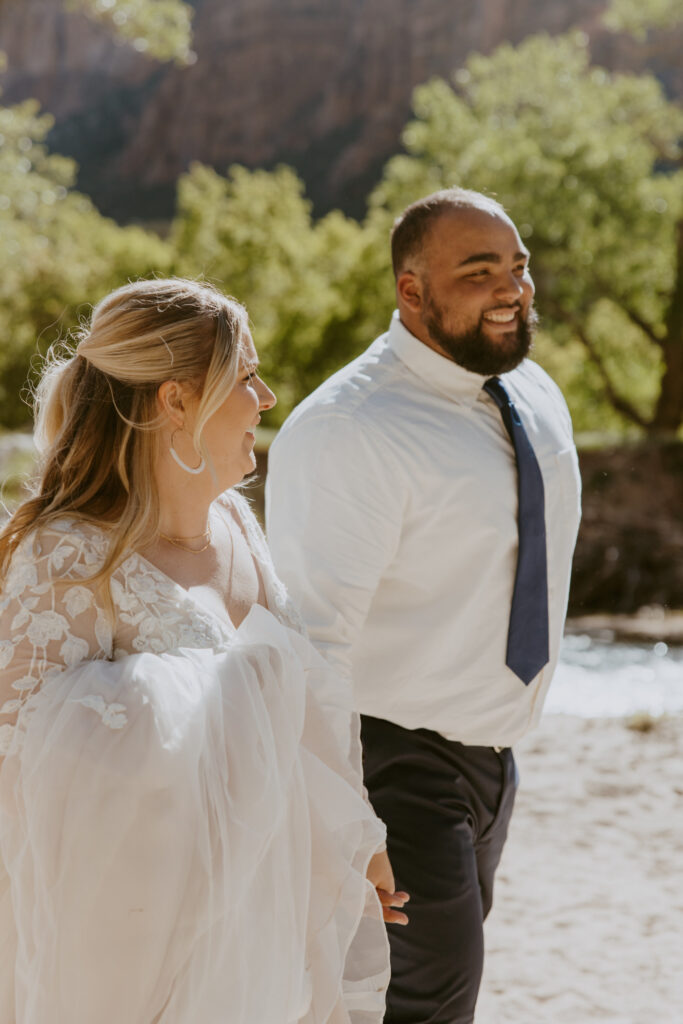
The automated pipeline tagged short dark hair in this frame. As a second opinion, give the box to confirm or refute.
[390,187,506,277]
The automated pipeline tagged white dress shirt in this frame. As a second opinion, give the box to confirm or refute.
[266,312,581,747]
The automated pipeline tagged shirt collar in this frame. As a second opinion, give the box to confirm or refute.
[387,310,487,406]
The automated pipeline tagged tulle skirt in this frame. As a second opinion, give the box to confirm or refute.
[0,605,389,1023]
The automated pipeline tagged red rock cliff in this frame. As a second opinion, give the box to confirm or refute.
[0,0,680,219]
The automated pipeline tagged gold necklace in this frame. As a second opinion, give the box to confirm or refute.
[159,524,212,554]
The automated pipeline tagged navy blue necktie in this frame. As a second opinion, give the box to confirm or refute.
[483,377,549,685]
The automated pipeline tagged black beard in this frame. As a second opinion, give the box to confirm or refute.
[422,296,539,376]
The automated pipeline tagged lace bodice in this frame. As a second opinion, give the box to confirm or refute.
[0,490,304,755]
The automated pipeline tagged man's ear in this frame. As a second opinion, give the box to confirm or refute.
[397,270,424,313]
[157,380,187,429]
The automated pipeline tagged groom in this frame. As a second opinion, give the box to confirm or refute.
[266,188,581,1023]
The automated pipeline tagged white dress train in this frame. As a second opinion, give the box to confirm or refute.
[0,492,390,1023]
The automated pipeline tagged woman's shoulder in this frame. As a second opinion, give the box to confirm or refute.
[7,516,110,587]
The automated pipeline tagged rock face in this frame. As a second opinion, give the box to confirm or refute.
[0,0,681,220]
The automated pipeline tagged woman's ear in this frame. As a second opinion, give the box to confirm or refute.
[157,380,187,429]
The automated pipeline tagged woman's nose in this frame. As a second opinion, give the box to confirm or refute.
[258,379,277,410]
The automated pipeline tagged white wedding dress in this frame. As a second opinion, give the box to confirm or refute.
[0,491,389,1024]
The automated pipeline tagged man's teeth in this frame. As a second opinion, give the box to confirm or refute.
[484,310,517,323]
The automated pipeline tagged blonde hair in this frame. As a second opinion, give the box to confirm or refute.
[0,278,247,603]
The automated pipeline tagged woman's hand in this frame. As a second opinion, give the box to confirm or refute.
[367,849,409,926]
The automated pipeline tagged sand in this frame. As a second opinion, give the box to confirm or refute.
[475,713,683,1024]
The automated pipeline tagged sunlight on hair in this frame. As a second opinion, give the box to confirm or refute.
[0,278,247,615]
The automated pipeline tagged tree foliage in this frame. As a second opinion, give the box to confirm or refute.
[1,13,682,437]
[171,163,393,424]
[604,0,683,38]
[65,0,194,63]
[0,0,186,427]
[0,92,172,426]
[370,32,683,434]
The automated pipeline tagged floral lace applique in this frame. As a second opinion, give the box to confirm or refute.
[0,494,300,753]
[71,695,128,730]
[0,527,114,749]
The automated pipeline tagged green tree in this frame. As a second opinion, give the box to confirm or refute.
[370,32,683,435]
[0,86,171,427]
[171,163,392,424]
[604,0,683,38]
[0,0,189,427]
[65,0,194,62]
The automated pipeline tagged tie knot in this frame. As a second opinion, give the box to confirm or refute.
[483,376,511,409]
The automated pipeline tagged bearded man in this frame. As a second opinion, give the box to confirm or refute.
[266,188,581,1024]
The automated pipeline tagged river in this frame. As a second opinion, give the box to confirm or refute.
[548,633,683,718]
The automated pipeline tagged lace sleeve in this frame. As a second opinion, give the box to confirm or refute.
[0,524,114,757]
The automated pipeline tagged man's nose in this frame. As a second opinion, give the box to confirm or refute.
[494,272,524,303]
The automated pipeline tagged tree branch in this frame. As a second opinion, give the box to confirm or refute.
[619,305,662,347]
[592,274,662,347]
[544,300,651,429]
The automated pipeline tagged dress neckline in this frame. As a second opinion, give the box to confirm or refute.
[127,548,238,638]
[42,493,275,642]
[127,495,272,639]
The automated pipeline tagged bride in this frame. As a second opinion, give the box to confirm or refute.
[0,278,402,1023]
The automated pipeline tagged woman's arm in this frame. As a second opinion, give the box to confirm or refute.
[0,525,112,760]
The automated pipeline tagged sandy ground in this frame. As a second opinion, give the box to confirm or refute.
[475,713,683,1024]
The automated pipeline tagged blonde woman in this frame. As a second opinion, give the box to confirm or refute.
[0,279,395,1024]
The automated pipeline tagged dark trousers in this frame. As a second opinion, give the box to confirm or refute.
[361,715,518,1024]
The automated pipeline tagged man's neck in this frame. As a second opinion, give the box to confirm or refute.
[397,311,455,362]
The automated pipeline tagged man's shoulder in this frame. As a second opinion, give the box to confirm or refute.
[508,359,571,412]
[277,332,402,435]
[509,357,560,390]
[506,359,574,443]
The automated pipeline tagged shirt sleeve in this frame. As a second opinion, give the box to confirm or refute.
[0,527,113,758]
[265,409,405,690]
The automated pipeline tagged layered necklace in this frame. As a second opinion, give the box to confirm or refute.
[160,515,213,553]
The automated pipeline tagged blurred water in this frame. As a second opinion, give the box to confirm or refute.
[547,634,683,718]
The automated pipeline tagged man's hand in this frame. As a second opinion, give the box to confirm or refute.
[367,849,409,925]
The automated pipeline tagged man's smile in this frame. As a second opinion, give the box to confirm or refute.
[483,308,519,324]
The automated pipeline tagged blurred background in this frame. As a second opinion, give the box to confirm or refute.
[0,0,681,640]
[2,5,683,1017]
